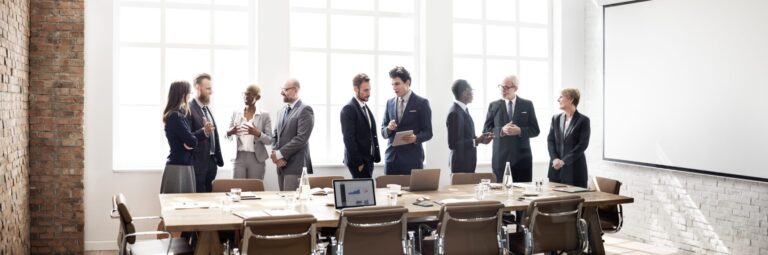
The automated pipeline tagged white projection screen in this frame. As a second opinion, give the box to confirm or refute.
[603,0,768,181]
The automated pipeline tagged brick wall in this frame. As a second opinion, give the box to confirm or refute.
[28,0,85,253]
[0,0,30,253]
[582,1,768,254]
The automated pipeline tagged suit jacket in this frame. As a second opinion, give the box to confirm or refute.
[446,103,477,173]
[165,110,205,165]
[227,108,272,162]
[547,111,591,188]
[483,97,540,172]
[187,99,224,168]
[272,99,314,175]
[340,98,381,168]
[380,92,433,175]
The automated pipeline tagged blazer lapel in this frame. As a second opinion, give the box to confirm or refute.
[564,112,581,139]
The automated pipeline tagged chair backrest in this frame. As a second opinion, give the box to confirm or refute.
[308,176,345,189]
[593,176,623,232]
[523,195,586,254]
[409,169,440,191]
[113,194,137,244]
[336,206,408,255]
[375,175,410,188]
[450,172,497,185]
[436,201,504,255]
[212,179,265,192]
[242,214,318,255]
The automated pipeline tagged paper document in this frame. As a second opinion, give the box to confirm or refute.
[264,208,300,216]
[233,210,269,219]
[172,202,211,210]
[392,130,414,146]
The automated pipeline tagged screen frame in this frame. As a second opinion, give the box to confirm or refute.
[333,178,377,210]
[601,0,768,183]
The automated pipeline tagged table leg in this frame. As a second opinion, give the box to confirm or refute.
[583,206,605,255]
[195,231,223,255]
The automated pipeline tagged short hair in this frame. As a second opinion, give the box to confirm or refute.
[451,79,471,100]
[561,88,581,107]
[353,73,370,88]
[388,66,411,84]
[194,73,211,85]
[287,78,301,89]
[246,84,261,98]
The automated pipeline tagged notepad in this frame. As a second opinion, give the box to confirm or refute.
[233,210,269,218]
[264,208,300,216]
[392,130,414,146]
[172,202,211,210]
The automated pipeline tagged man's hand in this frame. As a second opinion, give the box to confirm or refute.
[387,120,398,132]
[203,118,215,134]
[275,159,287,168]
[402,134,417,144]
[481,132,494,144]
[552,159,564,170]
[503,123,521,136]
[357,164,364,172]
[246,123,261,137]
[270,150,278,163]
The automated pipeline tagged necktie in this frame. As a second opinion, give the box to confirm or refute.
[203,106,215,155]
[282,106,292,129]
[397,97,405,122]
[507,100,514,121]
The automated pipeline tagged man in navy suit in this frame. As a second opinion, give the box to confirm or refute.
[484,75,540,183]
[187,73,224,193]
[447,79,493,173]
[340,73,381,178]
[381,66,433,175]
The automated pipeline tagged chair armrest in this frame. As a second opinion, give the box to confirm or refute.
[122,231,174,255]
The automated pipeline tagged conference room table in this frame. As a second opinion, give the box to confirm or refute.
[159,182,633,255]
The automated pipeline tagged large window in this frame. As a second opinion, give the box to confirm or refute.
[288,0,421,165]
[113,0,257,170]
[452,0,553,163]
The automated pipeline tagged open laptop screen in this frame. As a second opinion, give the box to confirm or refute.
[333,179,376,210]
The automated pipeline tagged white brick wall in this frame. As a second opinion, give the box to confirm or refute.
[581,1,768,254]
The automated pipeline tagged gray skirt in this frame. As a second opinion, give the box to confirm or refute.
[160,164,196,194]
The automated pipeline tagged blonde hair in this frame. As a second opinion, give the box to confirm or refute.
[561,88,581,107]
[246,84,261,99]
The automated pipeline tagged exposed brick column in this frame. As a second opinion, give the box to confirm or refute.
[0,0,31,253]
[28,0,85,253]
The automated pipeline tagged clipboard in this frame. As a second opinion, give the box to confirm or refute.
[392,130,414,146]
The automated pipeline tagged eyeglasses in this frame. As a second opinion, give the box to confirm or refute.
[498,84,517,90]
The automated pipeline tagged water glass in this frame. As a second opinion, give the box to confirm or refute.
[230,188,242,202]
[220,197,232,214]
[534,178,544,192]
[474,185,486,200]
[284,193,297,209]
[387,184,401,206]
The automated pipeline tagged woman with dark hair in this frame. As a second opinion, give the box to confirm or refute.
[161,81,206,193]
[547,88,591,188]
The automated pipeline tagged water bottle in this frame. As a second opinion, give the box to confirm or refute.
[502,161,513,195]
[298,167,311,200]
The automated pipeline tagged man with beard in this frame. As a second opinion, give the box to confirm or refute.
[271,79,314,191]
[340,73,381,178]
[187,73,223,193]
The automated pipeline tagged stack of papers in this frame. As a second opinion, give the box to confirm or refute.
[172,202,211,210]
[310,187,334,195]
[233,210,269,218]
[435,198,478,205]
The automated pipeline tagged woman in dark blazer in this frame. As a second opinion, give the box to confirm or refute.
[547,88,591,188]
[161,81,206,193]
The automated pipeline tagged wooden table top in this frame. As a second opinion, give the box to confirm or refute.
[159,183,634,231]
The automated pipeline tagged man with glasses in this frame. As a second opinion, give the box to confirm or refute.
[381,66,433,175]
[271,79,314,191]
[483,75,540,183]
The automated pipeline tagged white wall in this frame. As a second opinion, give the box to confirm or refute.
[582,1,768,254]
[84,0,582,249]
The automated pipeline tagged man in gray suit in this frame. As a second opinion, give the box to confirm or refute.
[271,79,314,191]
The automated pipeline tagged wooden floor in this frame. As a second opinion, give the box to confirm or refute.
[86,235,680,255]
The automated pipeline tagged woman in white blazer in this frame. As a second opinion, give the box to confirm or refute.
[226,84,273,179]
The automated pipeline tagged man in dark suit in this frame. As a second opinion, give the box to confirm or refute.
[187,73,224,193]
[341,73,381,178]
[381,66,433,175]
[271,79,314,191]
[483,75,540,183]
[447,79,493,173]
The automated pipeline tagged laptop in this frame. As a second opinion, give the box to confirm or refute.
[408,169,441,191]
[332,179,377,210]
